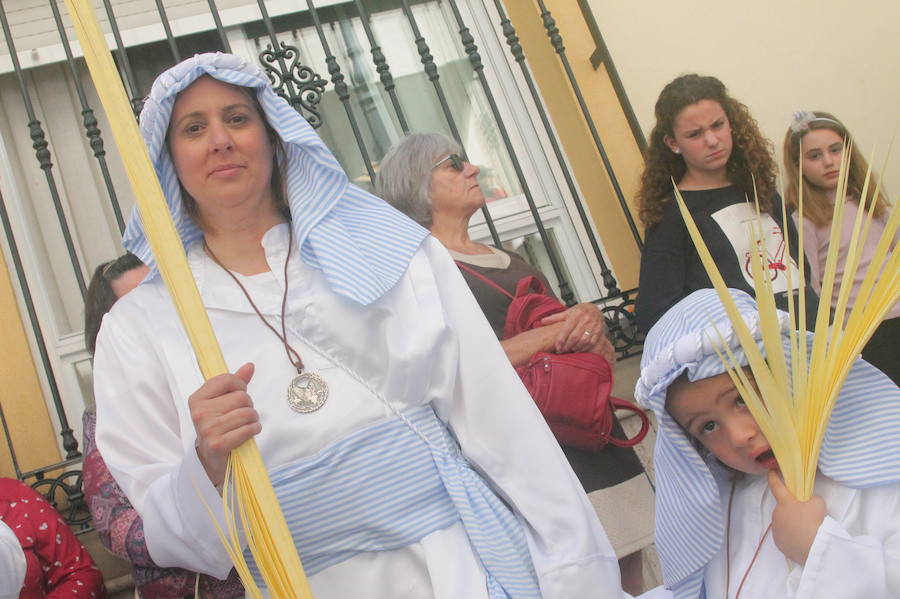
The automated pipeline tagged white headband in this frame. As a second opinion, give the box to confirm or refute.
[790,110,843,134]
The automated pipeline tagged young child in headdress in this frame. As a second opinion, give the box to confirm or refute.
[635,288,900,599]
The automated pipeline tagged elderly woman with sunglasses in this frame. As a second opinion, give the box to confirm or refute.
[377,134,613,364]
[377,132,656,595]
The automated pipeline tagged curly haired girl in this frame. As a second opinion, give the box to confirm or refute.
[783,110,897,384]
[634,74,817,333]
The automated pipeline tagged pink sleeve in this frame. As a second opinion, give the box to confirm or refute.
[797,215,823,294]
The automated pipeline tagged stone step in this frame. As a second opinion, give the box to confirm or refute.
[77,529,134,597]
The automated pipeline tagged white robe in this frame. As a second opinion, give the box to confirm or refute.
[703,473,900,598]
[93,226,624,599]
[0,518,25,599]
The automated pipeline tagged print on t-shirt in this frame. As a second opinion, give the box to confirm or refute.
[710,202,801,294]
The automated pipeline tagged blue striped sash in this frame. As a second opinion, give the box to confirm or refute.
[244,406,541,598]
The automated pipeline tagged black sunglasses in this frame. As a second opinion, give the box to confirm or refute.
[432,153,464,171]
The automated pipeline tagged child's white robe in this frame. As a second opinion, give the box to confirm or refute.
[704,473,900,598]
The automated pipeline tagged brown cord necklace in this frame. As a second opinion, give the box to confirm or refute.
[724,479,774,599]
[204,232,328,413]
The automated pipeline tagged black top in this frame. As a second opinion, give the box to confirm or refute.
[455,249,555,339]
[635,186,819,333]
[456,249,645,491]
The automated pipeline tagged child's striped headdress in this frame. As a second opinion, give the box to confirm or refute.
[635,288,900,598]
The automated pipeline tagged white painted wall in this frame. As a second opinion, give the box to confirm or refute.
[588,0,900,196]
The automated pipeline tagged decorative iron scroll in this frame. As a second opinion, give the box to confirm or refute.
[29,467,91,531]
[597,289,643,359]
[259,41,327,129]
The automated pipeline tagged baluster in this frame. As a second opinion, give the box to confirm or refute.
[446,1,575,304]
[535,0,643,251]
[492,0,621,297]
[255,0,302,107]
[575,0,647,154]
[152,0,181,62]
[305,0,376,184]
[333,5,392,157]
[397,0,462,144]
[206,0,232,53]
[48,0,125,233]
[99,0,143,115]
[0,404,22,479]
[0,4,88,297]
[0,184,79,459]
[351,0,409,134]
[396,0,502,248]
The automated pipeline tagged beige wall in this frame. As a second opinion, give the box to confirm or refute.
[588,0,900,196]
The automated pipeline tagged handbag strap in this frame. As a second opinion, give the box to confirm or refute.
[457,260,651,448]
[514,274,548,297]
[455,260,515,300]
[606,397,651,447]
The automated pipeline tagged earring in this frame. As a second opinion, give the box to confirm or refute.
[673,148,681,154]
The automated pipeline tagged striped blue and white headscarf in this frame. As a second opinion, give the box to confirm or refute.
[123,52,428,305]
[635,288,900,599]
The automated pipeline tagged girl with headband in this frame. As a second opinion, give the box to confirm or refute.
[783,110,898,384]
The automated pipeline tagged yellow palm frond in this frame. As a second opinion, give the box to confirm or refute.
[673,141,898,500]
[62,0,313,595]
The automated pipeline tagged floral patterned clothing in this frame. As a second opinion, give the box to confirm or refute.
[82,410,243,598]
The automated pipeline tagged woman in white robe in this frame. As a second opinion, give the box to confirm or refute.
[92,52,628,599]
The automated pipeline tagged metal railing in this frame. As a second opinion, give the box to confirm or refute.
[0,0,644,525]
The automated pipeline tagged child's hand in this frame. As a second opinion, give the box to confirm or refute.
[767,470,827,565]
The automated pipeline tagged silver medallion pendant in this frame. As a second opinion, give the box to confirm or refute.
[287,371,328,413]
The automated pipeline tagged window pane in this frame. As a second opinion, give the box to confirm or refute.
[243,0,533,212]
[502,228,574,302]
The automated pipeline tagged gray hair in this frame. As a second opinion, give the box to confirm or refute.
[375,132,461,228]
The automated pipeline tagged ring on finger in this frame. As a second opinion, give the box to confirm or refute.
[583,330,592,338]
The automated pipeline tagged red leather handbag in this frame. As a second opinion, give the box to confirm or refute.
[457,263,650,451]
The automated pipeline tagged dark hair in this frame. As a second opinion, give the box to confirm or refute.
[637,74,777,228]
[84,252,144,355]
[167,79,290,225]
